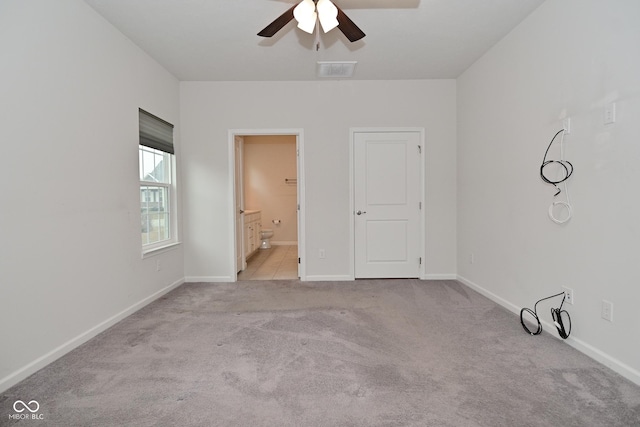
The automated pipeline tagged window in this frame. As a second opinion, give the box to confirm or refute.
[139,109,175,251]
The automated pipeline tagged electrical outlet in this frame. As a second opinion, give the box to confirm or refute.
[319,249,325,259]
[601,300,613,322]
[470,253,475,264]
[562,286,574,305]
[156,260,161,272]
[604,102,616,124]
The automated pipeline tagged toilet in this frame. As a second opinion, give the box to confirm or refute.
[260,229,274,249]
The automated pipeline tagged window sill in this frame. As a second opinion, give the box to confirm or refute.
[142,241,181,259]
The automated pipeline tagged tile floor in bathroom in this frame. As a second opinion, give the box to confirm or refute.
[237,245,299,280]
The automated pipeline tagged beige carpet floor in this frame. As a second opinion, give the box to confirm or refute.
[2,279,639,426]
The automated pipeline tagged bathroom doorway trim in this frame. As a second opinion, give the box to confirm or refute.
[228,128,306,281]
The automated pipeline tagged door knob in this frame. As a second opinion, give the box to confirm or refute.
[356,210,367,215]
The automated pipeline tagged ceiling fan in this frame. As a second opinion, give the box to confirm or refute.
[258,0,366,42]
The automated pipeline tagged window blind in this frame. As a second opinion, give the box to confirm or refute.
[139,109,174,155]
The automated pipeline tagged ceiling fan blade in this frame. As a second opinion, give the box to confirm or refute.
[334,4,365,42]
[257,4,297,37]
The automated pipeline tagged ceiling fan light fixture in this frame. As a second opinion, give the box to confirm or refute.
[293,0,317,34]
[317,0,339,33]
[258,0,365,43]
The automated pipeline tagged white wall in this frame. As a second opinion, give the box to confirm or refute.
[243,135,298,243]
[457,0,640,383]
[2,0,637,395]
[180,80,457,281]
[0,0,183,391]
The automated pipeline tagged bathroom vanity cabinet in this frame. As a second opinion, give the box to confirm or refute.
[244,210,262,259]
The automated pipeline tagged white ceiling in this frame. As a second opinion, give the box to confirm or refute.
[84,0,545,81]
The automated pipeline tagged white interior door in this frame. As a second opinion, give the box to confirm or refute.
[234,136,245,273]
[354,131,422,278]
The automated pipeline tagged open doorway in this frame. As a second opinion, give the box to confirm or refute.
[229,129,305,281]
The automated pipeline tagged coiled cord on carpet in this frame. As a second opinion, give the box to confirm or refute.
[520,292,571,339]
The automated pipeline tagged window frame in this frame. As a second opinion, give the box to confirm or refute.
[138,109,179,256]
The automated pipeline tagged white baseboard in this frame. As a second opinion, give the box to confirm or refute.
[456,275,521,313]
[303,274,458,282]
[422,274,457,280]
[457,275,640,387]
[184,276,233,283]
[0,278,185,393]
[305,275,354,282]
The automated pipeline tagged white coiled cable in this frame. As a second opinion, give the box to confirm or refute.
[541,129,573,224]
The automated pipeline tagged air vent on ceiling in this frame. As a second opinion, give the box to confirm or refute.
[317,61,357,78]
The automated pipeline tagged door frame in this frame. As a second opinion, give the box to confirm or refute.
[228,128,306,281]
[234,136,246,272]
[349,127,426,280]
